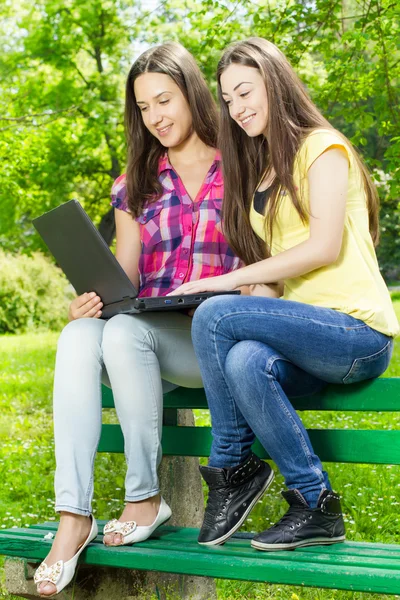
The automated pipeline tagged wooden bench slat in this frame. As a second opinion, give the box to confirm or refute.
[101,378,400,411]
[3,528,400,570]
[98,424,400,464]
[1,529,399,594]
[9,524,400,559]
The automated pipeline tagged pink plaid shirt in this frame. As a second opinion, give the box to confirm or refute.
[111,152,241,297]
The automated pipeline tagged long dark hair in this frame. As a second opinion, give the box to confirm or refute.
[217,37,380,265]
[125,42,218,217]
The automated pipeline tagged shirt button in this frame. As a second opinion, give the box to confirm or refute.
[188,226,192,232]
[183,249,188,254]
[178,273,184,278]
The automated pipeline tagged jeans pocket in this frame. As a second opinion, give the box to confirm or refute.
[342,339,393,384]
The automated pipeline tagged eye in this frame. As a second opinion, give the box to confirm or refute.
[224,100,232,107]
[159,99,169,105]
[240,91,250,98]
[138,106,148,112]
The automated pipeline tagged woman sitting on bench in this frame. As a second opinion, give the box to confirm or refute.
[34,42,241,597]
[171,37,399,550]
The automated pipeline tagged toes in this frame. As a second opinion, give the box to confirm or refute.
[103,533,113,546]
[103,532,124,546]
[38,582,56,596]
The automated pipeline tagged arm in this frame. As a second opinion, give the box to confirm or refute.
[249,282,284,298]
[169,148,349,294]
[232,148,349,286]
[114,208,141,290]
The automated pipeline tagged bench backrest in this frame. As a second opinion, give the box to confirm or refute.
[100,378,400,465]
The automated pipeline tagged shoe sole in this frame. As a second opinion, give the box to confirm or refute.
[251,535,346,552]
[198,469,275,547]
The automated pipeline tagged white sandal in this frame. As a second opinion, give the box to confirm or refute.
[103,497,171,545]
[34,515,98,597]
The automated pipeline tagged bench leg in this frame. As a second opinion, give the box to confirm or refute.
[145,408,217,599]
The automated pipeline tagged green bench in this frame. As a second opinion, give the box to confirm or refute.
[1,378,400,596]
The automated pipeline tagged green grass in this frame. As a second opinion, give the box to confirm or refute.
[0,302,399,599]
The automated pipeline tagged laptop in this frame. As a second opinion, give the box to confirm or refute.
[32,200,240,319]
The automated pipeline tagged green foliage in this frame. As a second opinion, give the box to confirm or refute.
[0,0,399,276]
[378,194,400,280]
[0,251,73,334]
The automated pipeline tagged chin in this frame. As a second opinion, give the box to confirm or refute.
[246,130,263,138]
[242,130,263,139]
[237,121,264,138]
[159,137,181,148]
[246,123,266,137]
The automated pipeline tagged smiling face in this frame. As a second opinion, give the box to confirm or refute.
[220,64,269,137]
[134,72,193,148]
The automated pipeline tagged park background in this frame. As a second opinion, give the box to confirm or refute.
[0,0,399,598]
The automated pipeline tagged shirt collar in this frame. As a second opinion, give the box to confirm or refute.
[158,152,172,176]
[158,150,221,176]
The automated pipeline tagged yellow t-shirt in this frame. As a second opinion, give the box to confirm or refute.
[250,128,399,337]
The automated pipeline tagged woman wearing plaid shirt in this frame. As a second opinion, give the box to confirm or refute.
[35,43,240,597]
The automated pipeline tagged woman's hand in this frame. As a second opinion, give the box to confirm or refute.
[68,292,103,321]
[168,272,240,296]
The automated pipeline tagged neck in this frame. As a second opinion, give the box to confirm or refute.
[168,131,215,165]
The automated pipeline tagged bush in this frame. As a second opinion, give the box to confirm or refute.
[391,291,400,302]
[0,251,74,334]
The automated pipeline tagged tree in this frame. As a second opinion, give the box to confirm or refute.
[1,0,399,277]
[0,0,138,251]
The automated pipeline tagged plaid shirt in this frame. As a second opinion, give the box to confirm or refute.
[111,152,241,297]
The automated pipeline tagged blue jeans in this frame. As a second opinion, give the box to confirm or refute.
[191,296,393,507]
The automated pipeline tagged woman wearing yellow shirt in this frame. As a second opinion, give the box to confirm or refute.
[171,37,399,551]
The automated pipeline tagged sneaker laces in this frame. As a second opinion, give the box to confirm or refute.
[203,487,232,525]
[269,506,311,531]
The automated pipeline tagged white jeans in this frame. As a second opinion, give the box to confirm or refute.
[53,312,203,516]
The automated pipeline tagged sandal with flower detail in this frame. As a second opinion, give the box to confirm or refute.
[34,515,98,597]
[103,497,172,545]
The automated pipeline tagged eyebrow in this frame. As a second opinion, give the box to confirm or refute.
[136,91,172,105]
[222,81,253,96]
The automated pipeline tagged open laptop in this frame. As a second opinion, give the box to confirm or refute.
[33,200,240,318]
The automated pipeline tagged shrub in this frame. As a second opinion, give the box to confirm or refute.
[0,251,74,334]
[391,291,400,302]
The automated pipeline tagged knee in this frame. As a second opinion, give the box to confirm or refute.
[192,296,230,345]
[102,314,146,357]
[225,341,260,386]
[57,318,103,357]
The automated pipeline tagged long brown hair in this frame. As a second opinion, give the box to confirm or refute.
[125,42,218,217]
[217,37,380,265]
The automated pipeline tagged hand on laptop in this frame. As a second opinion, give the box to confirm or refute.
[68,292,103,321]
[168,272,239,296]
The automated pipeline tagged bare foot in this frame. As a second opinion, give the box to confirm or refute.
[37,512,92,597]
[103,494,161,546]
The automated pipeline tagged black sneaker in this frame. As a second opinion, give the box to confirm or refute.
[251,488,345,551]
[198,452,274,546]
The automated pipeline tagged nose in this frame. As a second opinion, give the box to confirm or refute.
[232,100,246,120]
[149,107,162,126]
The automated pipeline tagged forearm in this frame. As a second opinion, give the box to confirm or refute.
[232,239,334,288]
[249,283,283,298]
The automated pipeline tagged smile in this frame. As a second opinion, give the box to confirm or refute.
[241,114,256,127]
[157,125,172,135]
